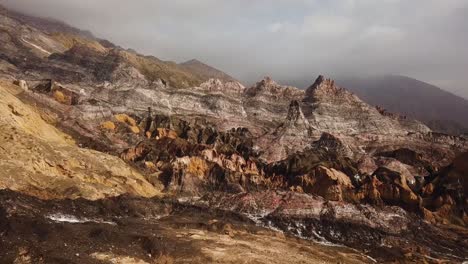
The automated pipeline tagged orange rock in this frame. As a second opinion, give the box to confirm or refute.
[121,145,147,162]
[223,223,235,237]
[421,208,436,224]
[295,166,354,201]
[114,114,137,126]
[129,125,140,134]
[186,157,209,179]
[422,183,434,196]
[53,90,67,104]
[145,161,156,170]
[357,176,383,205]
[100,121,116,131]
[156,128,177,139]
[145,131,152,138]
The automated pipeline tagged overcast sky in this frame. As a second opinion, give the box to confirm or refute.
[1,0,468,98]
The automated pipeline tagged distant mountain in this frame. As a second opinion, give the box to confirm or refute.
[336,76,468,135]
[179,59,237,83]
[1,6,95,39]
[0,4,239,89]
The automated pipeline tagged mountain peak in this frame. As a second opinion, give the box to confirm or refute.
[314,75,326,85]
[179,59,237,83]
[307,75,337,91]
[245,77,304,99]
[199,78,245,93]
[181,59,204,65]
[305,75,345,101]
[259,76,275,85]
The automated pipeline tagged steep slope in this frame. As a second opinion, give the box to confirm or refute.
[303,76,431,136]
[179,59,237,83]
[0,5,206,88]
[0,80,160,200]
[338,75,468,135]
[2,6,94,38]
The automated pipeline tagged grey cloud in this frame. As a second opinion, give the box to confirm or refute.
[1,0,467,98]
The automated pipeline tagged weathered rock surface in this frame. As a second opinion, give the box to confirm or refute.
[0,81,160,200]
[303,75,431,135]
[3,10,459,165]
[420,152,468,225]
[1,5,468,263]
[0,190,377,264]
[199,191,468,263]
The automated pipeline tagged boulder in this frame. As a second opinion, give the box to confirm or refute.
[13,79,28,90]
[373,167,421,209]
[292,166,354,201]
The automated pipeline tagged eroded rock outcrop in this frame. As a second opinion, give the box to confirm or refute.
[292,166,355,201]
[0,81,160,200]
[199,191,468,262]
[421,152,468,225]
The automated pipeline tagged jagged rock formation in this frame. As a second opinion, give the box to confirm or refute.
[310,132,354,157]
[420,152,468,224]
[303,75,431,135]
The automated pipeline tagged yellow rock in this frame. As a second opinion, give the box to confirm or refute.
[0,82,161,200]
[156,128,178,139]
[129,125,140,134]
[101,121,116,131]
[187,157,209,179]
[145,161,156,169]
[114,113,137,126]
[53,90,67,104]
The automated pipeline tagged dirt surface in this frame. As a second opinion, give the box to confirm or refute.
[0,190,375,264]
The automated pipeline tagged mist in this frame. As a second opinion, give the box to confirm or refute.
[1,0,467,98]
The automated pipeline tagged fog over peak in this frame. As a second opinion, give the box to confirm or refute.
[1,0,467,98]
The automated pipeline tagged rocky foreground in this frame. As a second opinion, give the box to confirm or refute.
[0,5,468,264]
[0,190,384,264]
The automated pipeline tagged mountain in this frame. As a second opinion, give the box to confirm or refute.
[0,5,237,89]
[0,5,94,38]
[179,59,238,83]
[337,75,468,135]
[1,5,468,263]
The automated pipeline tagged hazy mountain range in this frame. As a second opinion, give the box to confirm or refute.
[337,75,468,135]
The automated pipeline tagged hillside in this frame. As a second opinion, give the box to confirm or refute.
[179,59,238,82]
[338,75,468,135]
[0,5,238,89]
